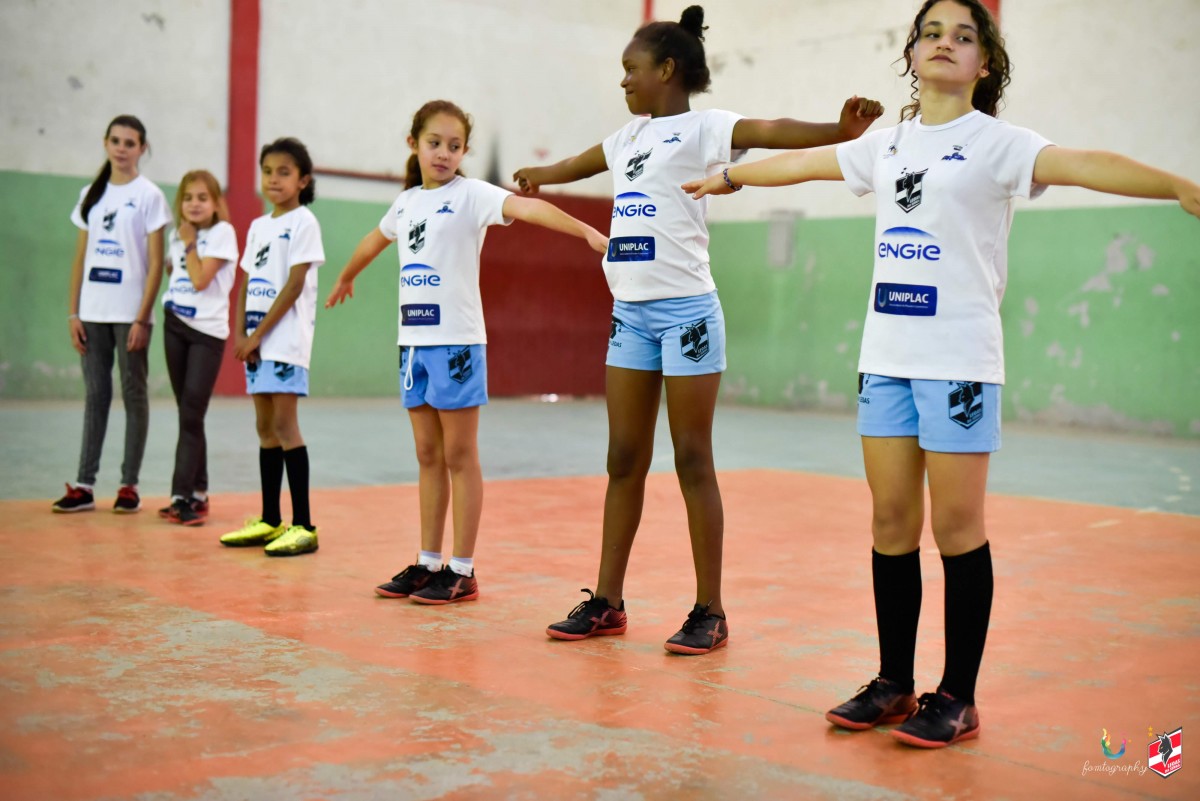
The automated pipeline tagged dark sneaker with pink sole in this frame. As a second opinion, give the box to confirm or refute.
[826,677,918,730]
[546,589,627,640]
[664,603,728,655]
[891,690,980,748]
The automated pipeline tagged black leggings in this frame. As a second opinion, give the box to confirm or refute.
[163,313,225,498]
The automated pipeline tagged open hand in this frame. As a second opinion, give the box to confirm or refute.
[325,278,354,308]
[682,174,734,200]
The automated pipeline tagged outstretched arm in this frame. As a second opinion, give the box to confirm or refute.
[502,195,608,254]
[682,145,844,199]
[1033,147,1200,218]
[513,144,607,195]
[325,228,392,308]
[732,96,884,151]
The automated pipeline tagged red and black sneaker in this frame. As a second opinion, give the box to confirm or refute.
[113,485,141,514]
[190,497,209,521]
[664,603,728,655]
[410,567,479,605]
[52,484,95,513]
[375,564,436,598]
[891,690,981,748]
[546,589,627,640]
[826,677,918,730]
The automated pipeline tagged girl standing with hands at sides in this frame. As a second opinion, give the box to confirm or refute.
[54,115,171,515]
[326,100,606,604]
[157,171,239,526]
[513,5,883,654]
[218,138,325,557]
[685,0,1200,746]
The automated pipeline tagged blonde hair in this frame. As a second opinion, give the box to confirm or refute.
[173,170,229,228]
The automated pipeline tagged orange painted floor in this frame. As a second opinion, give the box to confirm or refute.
[2,470,1198,800]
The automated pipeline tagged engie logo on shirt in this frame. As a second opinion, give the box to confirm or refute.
[171,276,200,295]
[402,304,440,326]
[877,227,941,262]
[94,238,125,258]
[874,283,937,316]
[607,237,655,262]
[400,263,441,288]
[612,192,657,219]
[247,277,278,299]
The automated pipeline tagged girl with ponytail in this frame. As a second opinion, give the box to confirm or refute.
[54,115,171,515]
[514,5,883,655]
[326,100,606,603]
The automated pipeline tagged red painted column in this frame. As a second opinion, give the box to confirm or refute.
[643,0,653,25]
[215,0,261,395]
[982,0,1001,23]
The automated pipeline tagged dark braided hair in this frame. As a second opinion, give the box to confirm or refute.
[630,4,712,94]
[898,0,1011,121]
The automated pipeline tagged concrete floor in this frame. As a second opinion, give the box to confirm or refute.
[1,397,1198,800]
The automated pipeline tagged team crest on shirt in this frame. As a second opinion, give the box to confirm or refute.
[662,133,682,143]
[625,149,653,181]
[948,381,984,429]
[408,219,426,254]
[895,169,927,213]
[448,346,473,384]
[254,243,270,268]
[436,201,454,214]
[941,145,967,162]
[102,210,117,232]
[278,229,291,240]
[680,319,710,362]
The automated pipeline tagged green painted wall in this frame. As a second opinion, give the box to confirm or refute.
[3,170,1198,436]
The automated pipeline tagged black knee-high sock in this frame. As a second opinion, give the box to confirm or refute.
[283,446,312,530]
[939,542,993,705]
[873,548,922,693]
[260,446,284,526]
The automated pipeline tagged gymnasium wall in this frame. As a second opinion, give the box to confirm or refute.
[1,1,1198,436]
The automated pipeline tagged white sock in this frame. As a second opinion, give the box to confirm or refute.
[172,495,186,503]
[449,556,474,577]
[75,483,94,492]
[192,492,208,502]
[418,551,442,570]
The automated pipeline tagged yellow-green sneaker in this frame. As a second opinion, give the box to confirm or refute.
[219,517,287,547]
[264,525,319,557]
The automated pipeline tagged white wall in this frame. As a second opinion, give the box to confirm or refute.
[0,0,230,188]
[4,0,1198,218]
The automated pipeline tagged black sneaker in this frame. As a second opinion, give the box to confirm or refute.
[664,603,729,654]
[826,677,918,730]
[52,484,95,513]
[546,589,627,640]
[891,690,981,748]
[113,485,141,514]
[375,564,436,598]
[410,567,479,605]
[170,497,202,526]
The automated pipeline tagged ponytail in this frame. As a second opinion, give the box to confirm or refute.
[630,4,712,94]
[80,161,113,223]
[404,153,422,190]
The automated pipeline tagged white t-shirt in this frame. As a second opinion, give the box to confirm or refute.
[836,111,1053,384]
[378,176,512,346]
[162,221,239,340]
[70,175,172,323]
[601,109,744,302]
[238,206,325,369]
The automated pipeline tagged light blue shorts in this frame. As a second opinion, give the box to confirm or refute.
[400,344,488,410]
[856,373,1001,453]
[245,359,309,396]
[607,291,726,376]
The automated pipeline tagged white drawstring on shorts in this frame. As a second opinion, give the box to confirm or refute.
[403,346,415,391]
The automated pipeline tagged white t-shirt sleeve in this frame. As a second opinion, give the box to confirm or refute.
[239,220,258,272]
[471,180,513,229]
[143,183,172,233]
[70,186,89,230]
[837,127,894,197]
[379,191,406,241]
[205,221,240,263]
[288,212,326,270]
[701,109,746,167]
[992,124,1055,200]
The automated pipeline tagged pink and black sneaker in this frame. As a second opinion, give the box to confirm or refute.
[664,603,728,655]
[891,690,980,748]
[410,567,479,605]
[375,564,436,598]
[546,589,627,640]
